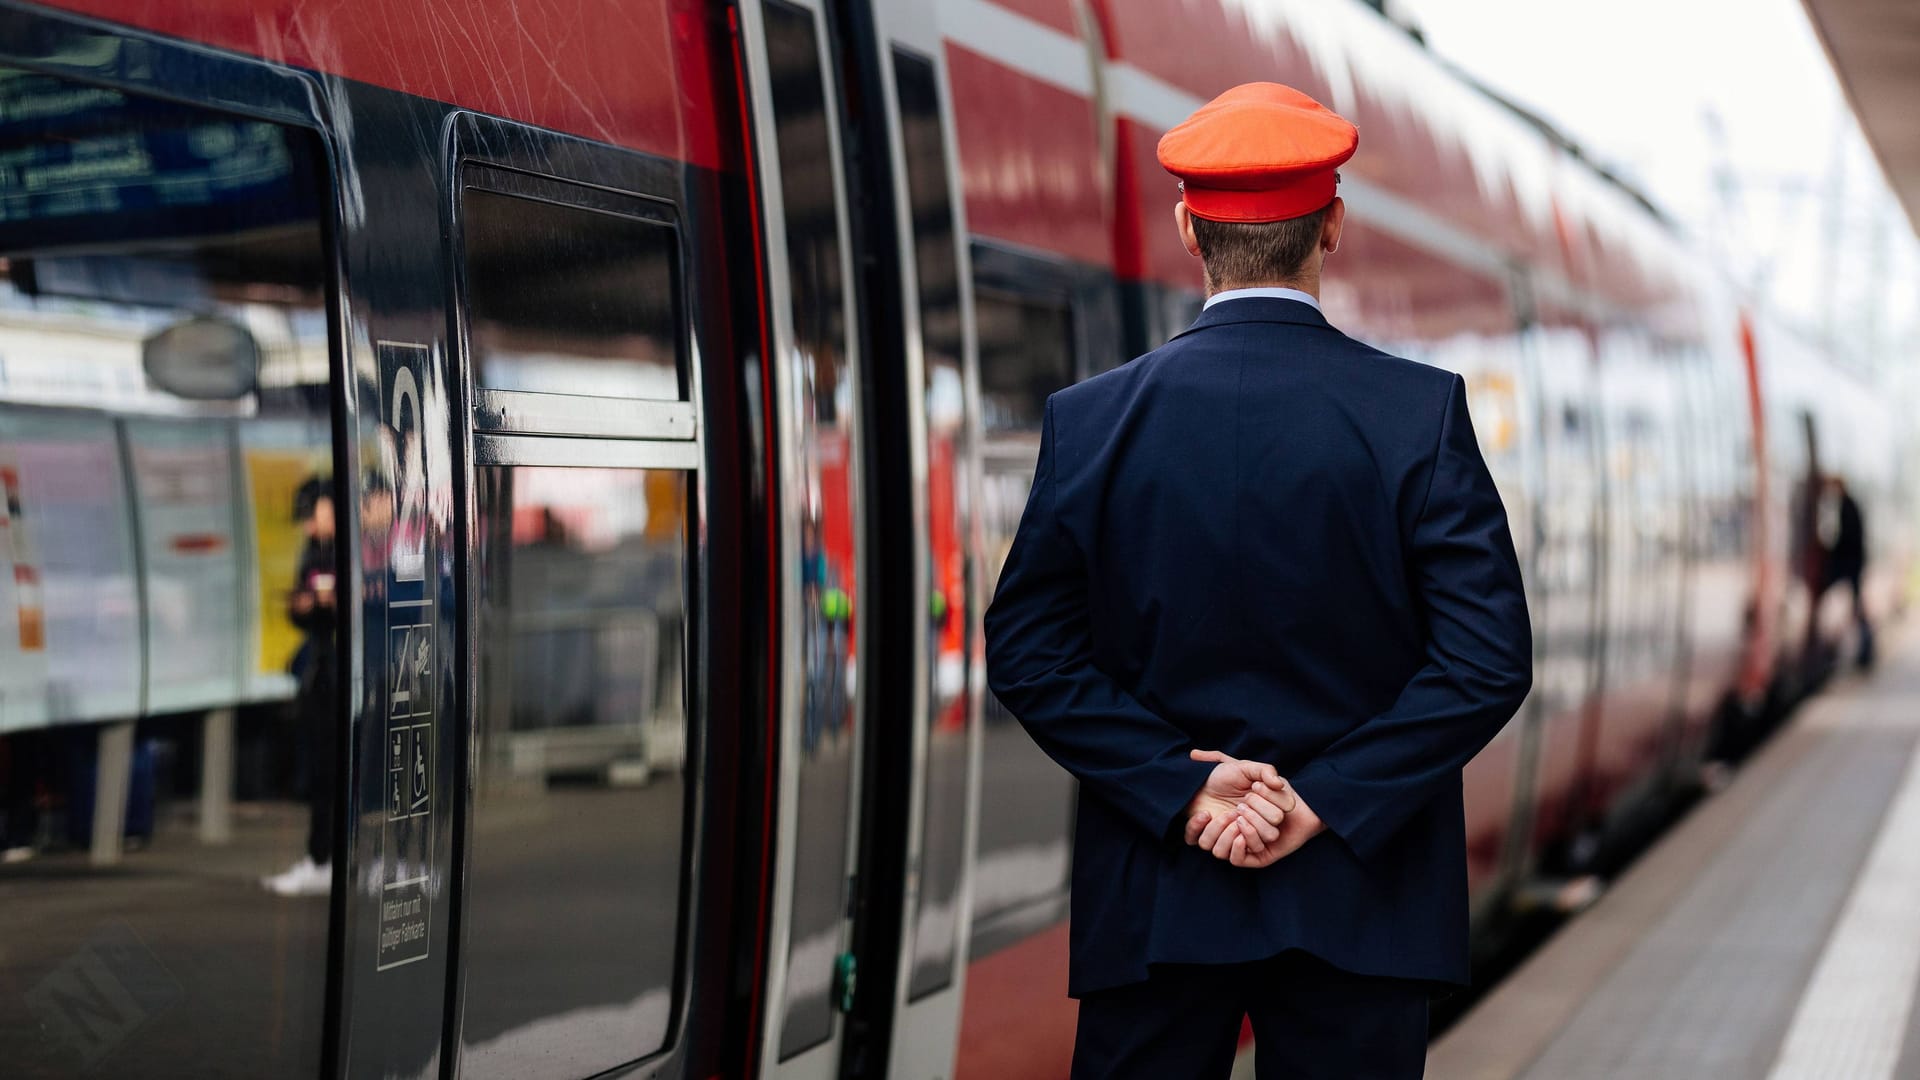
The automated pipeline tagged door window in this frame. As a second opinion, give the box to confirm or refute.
[896,47,974,1003]
[763,0,865,1060]
[456,177,694,1080]
[465,463,690,1077]
[464,188,682,401]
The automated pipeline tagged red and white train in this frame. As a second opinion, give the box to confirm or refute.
[0,0,1905,1078]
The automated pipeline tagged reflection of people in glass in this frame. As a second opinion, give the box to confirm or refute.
[797,511,856,756]
[800,517,829,753]
[0,732,49,863]
[1820,475,1874,670]
[264,476,338,896]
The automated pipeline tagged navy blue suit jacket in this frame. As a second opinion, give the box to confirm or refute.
[983,297,1532,995]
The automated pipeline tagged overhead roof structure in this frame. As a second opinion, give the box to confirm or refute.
[1801,0,1920,232]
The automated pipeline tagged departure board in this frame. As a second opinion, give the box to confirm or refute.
[0,69,318,253]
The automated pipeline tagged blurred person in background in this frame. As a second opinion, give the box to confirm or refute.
[1822,475,1874,669]
[0,731,49,863]
[263,476,339,897]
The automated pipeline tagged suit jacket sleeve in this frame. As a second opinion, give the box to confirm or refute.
[1288,374,1533,862]
[984,396,1214,841]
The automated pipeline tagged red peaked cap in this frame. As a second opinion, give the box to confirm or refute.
[1157,82,1358,223]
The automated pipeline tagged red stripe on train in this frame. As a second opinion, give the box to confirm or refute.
[944,44,1112,270]
[37,0,727,169]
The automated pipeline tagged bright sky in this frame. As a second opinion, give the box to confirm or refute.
[1391,0,1919,374]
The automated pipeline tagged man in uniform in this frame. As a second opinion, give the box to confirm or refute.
[983,83,1532,1078]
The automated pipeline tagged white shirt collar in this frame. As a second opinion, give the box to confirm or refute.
[1202,286,1322,312]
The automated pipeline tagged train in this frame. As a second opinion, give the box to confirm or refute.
[0,0,1907,1078]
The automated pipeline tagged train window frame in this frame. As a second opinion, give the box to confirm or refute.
[444,115,711,1079]
[968,241,1121,386]
[0,11,356,1079]
[456,163,696,439]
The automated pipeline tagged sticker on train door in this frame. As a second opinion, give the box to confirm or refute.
[376,340,434,972]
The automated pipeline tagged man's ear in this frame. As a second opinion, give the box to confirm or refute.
[1322,196,1346,255]
[1176,202,1203,258]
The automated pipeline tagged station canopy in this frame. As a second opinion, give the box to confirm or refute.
[1802,0,1920,231]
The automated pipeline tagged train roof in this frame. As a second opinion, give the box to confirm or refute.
[1084,0,1706,317]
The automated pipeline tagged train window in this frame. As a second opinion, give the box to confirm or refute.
[971,286,1078,956]
[462,463,690,1079]
[463,185,682,402]
[976,289,1074,433]
[763,0,865,1061]
[896,47,971,1002]
[454,171,696,1078]
[0,69,337,1078]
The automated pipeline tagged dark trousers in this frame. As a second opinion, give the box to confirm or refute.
[1072,951,1429,1080]
[301,665,339,866]
[1839,570,1875,668]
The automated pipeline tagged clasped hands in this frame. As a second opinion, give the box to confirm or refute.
[1181,749,1324,868]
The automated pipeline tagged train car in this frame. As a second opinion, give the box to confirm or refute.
[0,1,1904,1079]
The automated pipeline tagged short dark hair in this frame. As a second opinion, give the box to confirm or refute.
[1190,202,1331,291]
[293,475,331,522]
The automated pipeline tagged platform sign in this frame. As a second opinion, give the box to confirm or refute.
[126,419,245,714]
[240,418,330,699]
[1,411,139,724]
[375,341,435,972]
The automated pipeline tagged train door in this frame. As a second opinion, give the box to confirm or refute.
[1325,223,1540,906]
[735,2,873,1075]
[1670,336,1738,766]
[1588,331,1688,823]
[957,250,1112,1079]
[443,134,717,1080]
[828,2,987,1073]
[1434,326,1540,907]
[1519,308,1607,864]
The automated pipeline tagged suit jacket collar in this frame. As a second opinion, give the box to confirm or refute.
[1173,296,1330,341]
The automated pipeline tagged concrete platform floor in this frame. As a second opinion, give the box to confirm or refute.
[1430,628,1920,1080]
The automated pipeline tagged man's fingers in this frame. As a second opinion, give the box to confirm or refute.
[1239,803,1282,843]
[1184,810,1210,846]
[1237,809,1272,851]
[1211,818,1239,860]
[1230,831,1249,867]
[1254,780,1298,814]
[1197,812,1232,852]
[1190,748,1231,764]
[1235,810,1264,852]
[1243,791,1286,829]
[1233,760,1284,788]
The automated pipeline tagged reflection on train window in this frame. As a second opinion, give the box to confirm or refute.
[463,187,682,400]
[971,286,1077,957]
[0,69,336,1078]
[897,47,972,1002]
[464,466,690,1079]
[765,0,864,1060]
[1524,323,1605,844]
[976,288,1073,435]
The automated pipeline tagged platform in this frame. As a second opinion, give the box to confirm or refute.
[1429,627,1920,1080]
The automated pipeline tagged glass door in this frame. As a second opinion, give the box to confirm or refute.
[448,165,704,1080]
[738,2,871,1074]
[872,25,987,1075]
